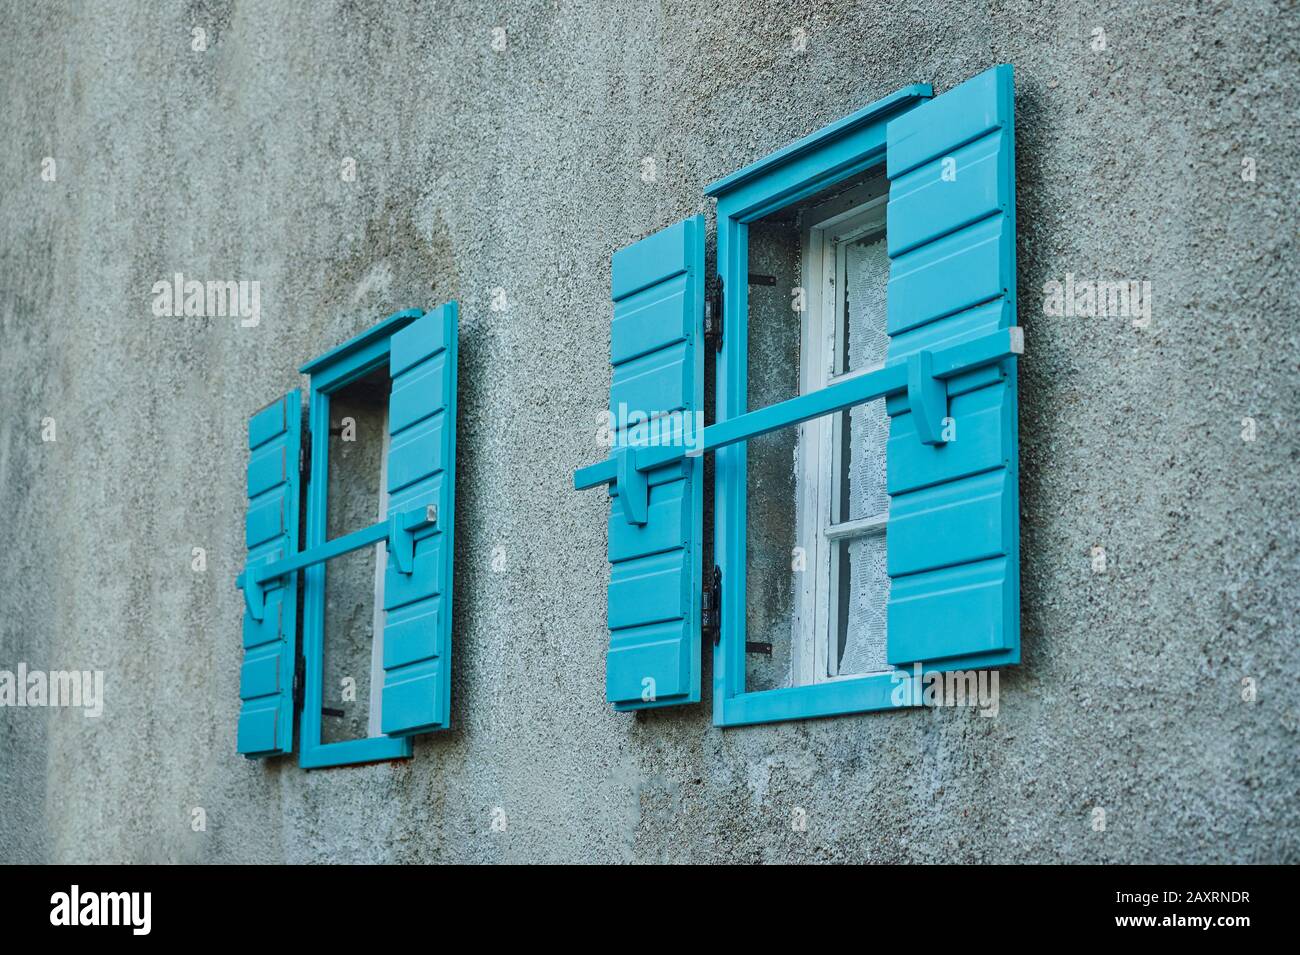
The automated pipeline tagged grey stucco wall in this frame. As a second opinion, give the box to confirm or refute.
[1,0,1297,863]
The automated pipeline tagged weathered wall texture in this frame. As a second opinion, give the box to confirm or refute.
[1,0,1297,863]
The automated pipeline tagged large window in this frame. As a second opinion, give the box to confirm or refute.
[577,67,1022,728]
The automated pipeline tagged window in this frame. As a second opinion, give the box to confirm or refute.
[709,67,1023,726]
[299,332,413,768]
[576,66,1023,728]
[237,305,460,768]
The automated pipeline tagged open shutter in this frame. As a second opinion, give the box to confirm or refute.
[883,64,1020,670]
[238,392,302,756]
[380,303,459,735]
[603,216,705,709]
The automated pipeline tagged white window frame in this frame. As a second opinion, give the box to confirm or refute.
[791,180,891,686]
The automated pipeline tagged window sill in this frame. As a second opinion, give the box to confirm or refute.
[716,670,919,728]
[299,735,412,770]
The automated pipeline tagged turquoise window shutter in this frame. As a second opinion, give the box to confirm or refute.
[578,216,705,710]
[883,64,1021,671]
[237,392,303,757]
[380,303,459,736]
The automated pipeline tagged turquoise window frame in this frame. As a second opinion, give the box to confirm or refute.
[296,309,424,769]
[705,84,933,728]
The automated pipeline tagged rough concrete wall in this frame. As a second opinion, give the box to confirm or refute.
[1,0,1296,863]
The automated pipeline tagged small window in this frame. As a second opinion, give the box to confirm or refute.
[299,323,415,768]
[238,306,460,768]
[804,176,892,682]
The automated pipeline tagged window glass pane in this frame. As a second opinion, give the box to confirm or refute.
[738,166,892,690]
[747,216,801,412]
[321,549,380,742]
[834,398,890,524]
[321,367,389,743]
[833,225,891,524]
[744,428,799,693]
[839,230,889,375]
[744,212,804,691]
[834,533,890,676]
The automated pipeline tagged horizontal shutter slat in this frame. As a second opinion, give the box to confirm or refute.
[610,342,690,422]
[244,492,286,548]
[887,128,1008,258]
[886,65,1010,179]
[387,413,446,493]
[887,381,1011,495]
[237,703,280,755]
[888,470,1010,577]
[610,220,691,300]
[608,479,689,563]
[248,399,287,449]
[887,558,1016,664]
[607,549,690,631]
[389,353,447,433]
[606,621,691,703]
[611,274,690,363]
[239,648,281,700]
[886,214,1009,334]
[390,310,448,377]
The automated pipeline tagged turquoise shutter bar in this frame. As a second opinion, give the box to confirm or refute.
[575,326,1022,494]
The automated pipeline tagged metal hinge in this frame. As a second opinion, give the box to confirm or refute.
[704,277,723,351]
[705,274,778,351]
[702,565,721,642]
[300,430,312,480]
[293,655,305,713]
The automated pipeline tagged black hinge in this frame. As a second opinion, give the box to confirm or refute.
[300,430,312,480]
[704,277,723,351]
[702,565,722,642]
[292,655,305,713]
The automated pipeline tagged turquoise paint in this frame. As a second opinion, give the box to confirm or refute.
[575,216,705,711]
[574,328,1020,487]
[380,303,459,737]
[295,305,459,768]
[237,391,302,757]
[709,84,931,728]
[882,64,1020,671]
